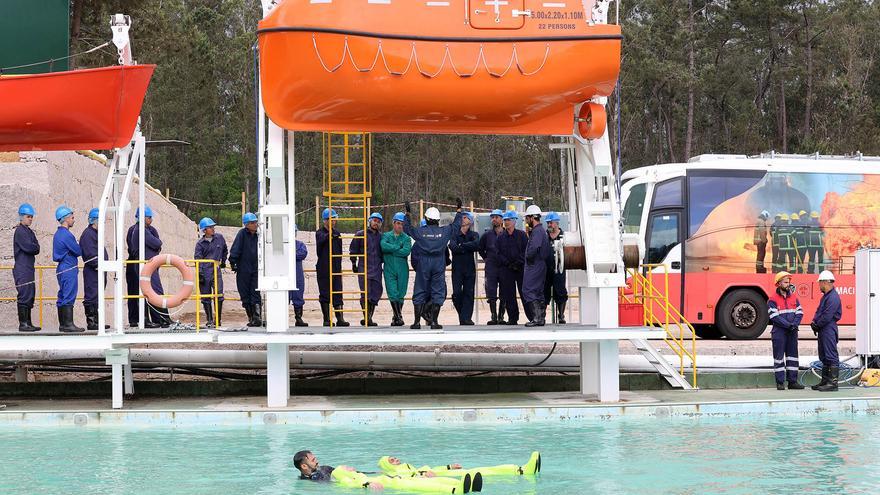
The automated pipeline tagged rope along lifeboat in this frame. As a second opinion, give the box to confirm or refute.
[0,65,155,151]
[258,0,621,135]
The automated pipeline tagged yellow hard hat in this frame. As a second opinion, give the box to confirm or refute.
[790,213,800,220]
[811,211,819,219]
[780,213,790,221]
[799,210,807,217]
[775,271,792,284]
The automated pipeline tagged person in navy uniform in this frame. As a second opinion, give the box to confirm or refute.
[79,208,108,331]
[13,203,40,332]
[496,211,530,325]
[350,212,385,326]
[289,224,309,327]
[315,208,350,327]
[767,271,805,390]
[478,209,506,325]
[194,217,228,328]
[53,206,84,333]
[522,205,551,327]
[449,212,480,325]
[230,212,262,327]
[126,206,168,328]
[809,271,843,392]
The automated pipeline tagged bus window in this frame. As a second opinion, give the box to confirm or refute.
[688,173,764,236]
[623,183,646,233]
[646,213,680,264]
[652,178,683,209]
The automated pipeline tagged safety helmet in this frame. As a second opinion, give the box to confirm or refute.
[818,270,835,282]
[88,208,100,225]
[419,219,427,227]
[199,217,217,231]
[775,213,783,219]
[774,271,792,285]
[780,213,790,221]
[134,206,153,219]
[369,212,384,222]
[502,210,518,221]
[490,209,504,218]
[545,211,561,223]
[810,211,819,219]
[392,212,406,223]
[790,213,800,221]
[525,204,542,217]
[424,207,441,221]
[18,203,35,217]
[463,211,474,222]
[799,210,807,217]
[55,205,73,222]
[760,210,770,219]
[321,208,338,221]
[242,212,258,225]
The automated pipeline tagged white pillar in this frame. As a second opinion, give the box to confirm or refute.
[112,364,123,409]
[579,286,620,401]
[267,343,290,407]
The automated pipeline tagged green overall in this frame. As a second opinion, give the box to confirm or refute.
[381,231,412,303]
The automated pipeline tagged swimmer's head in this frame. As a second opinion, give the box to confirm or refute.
[294,450,318,475]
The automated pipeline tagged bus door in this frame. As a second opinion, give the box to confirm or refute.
[644,209,685,316]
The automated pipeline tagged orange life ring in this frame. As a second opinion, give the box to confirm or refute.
[139,254,194,309]
[576,102,607,140]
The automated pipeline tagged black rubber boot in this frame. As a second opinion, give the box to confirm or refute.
[334,306,350,327]
[85,304,98,331]
[18,304,38,332]
[251,302,264,327]
[202,301,215,329]
[320,303,331,326]
[788,380,805,390]
[390,301,402,326]
[410,303,423,329]
[776,382,786,390]
[58,305,85,333]
[817,366,839,392]
[217,300,223,327]
[556,300,567,324]
[430,303,443,330]
[359,301,367,326]
[244,304,254,326]
[487,300,499,325]
[811,366,830,390]
[294,306,308,327]
[26,305,40,331]
[526,301,545,327]
[367,302,378,327]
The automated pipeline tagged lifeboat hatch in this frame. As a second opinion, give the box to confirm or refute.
[468,0,527,29]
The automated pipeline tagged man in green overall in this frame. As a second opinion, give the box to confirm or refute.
[381,212,413,326]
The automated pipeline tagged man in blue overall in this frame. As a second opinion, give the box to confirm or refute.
[289,224,309,327]
[13,203,41,332]
[230,212,262,327]
[496,211,529,325]
[315,208,349,327]
[478,209,506,325]
[810,270,842,392]
[53,206,84,333]
[523,205,550,327]
[350,212,384,326]
[404,199,464,329]
[194,217,228,328]
[768,271,805,390]
[544,212,568,324]
[450,212,480,325]
[79,208,108,331]
[126,206,167,328]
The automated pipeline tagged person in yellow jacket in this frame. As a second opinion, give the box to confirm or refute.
[378,451,540,478]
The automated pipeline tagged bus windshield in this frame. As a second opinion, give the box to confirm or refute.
[623,183,646,233]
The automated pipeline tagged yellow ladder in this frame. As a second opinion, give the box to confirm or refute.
[323,132,372,327]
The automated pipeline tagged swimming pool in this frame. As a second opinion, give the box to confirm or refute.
[2,414,877,494]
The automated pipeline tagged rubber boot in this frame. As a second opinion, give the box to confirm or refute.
[788,379,805,390]
[85,304,98,331]
[217,300,223,327]
[817,366,839,392]
[811,366,830,390]
[244,304,254,327]
[18,304,38,332]
[334,306,350,327]
[423,303,433,326]
[556,300,567,325]
[320,303,331,326]
[487,300,499,325]
[390,301,402,326]
[58,305,85,333]
[367,302,378,327]
[252,302,264,327]
[359,301,367,326]
[525,301,545,327]
[202,301,215,329]
[294,306,308,327]
[25,305,40,331]
[430,303,443,330]
[410,303,423,330]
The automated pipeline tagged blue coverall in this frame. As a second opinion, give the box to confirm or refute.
[315,226,344,308]
[53,226,81,307]
[404,212,463,306]
[78,225,107,308]
[812,288,842,367]
[13,223,40,307]
[289,240,308,309]
[478,227,503,307]
[496,227,531,323]
[450,228,480,323]
[126,223,165,324]
[523,223,551,305]
[194,234,228,301]
[229,228,259,307]
[350,228,384,305]
[768,288,804,384]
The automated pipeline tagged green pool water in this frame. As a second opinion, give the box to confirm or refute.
[2,414,879,494]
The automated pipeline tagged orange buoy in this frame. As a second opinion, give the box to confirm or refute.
[139,254,194,309]
[576,102,607,140]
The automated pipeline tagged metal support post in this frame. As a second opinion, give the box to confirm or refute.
[579,286,620,401]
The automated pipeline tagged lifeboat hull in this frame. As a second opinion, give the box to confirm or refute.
[0,65,155,151]
[258,1,621,135]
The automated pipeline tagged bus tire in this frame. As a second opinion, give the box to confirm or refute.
[716,289,768,340]
[693,324,723,340]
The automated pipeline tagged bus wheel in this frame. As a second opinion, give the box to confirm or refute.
[716,289,768,340]
[693,324,723,339]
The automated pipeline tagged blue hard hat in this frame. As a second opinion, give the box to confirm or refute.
[369,212,384,222]
[322,208,338,220]
[88,208,100,224]
[55,205,73,222]
[545,211,561,223]
[419,219,427,227]
[242,212,258,225]
[18,203,35,216]
[392,212,406,223]
[199,217,217,231]
[490,209,504,218]
[135,206,153,219]
[464,211,475,222]
[502,210,518,220]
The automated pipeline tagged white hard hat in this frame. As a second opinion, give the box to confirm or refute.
[818,270,835,282]
[525,205,542,216]
[424,207,441,220]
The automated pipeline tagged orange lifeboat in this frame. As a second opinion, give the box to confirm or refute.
[0,65,155,151]
[258,0,621,135]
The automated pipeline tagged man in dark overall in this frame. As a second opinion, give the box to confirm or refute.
[350,212,384,326]
[290,224,309,327]
[79,208,108,331]
[194,217,227,328]
[126,206,167,328]
[13,203,40,332]
[315,208,349,327]
[523,205,550,327]
[478,209,506,325]
[544,212,568,324]
[810,271,842,392]
[53,206,84,333]
[449,212,480,325]
[496,210,530,325]
[230,212,262,327]
[403,199,463,329]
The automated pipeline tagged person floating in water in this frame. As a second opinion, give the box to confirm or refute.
[378,451,541,478]
[293,450,483,493]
